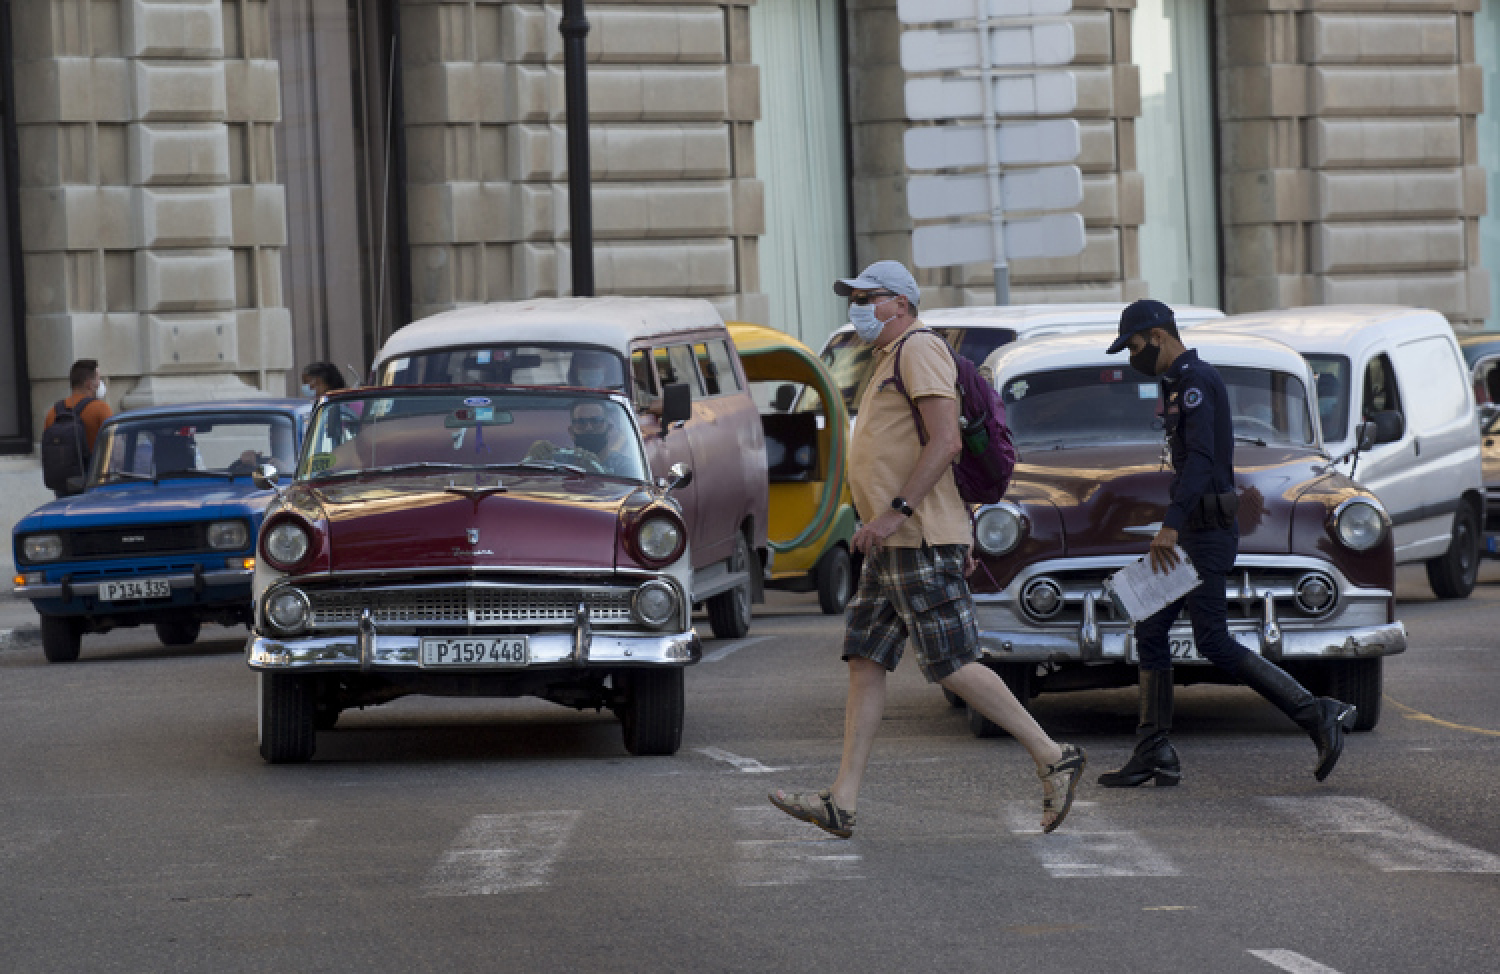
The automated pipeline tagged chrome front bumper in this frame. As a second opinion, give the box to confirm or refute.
[247,628,702,671]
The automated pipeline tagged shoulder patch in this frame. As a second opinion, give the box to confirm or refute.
[1183,387,1203,409]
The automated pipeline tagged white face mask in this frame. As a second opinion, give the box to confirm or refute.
[94,380,107,398]
[849,295,898,343]
[301,383,316,398]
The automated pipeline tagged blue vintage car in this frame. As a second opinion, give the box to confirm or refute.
[11,399,309,662]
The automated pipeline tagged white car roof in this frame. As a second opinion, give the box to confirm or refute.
[824,302,1224,344]
[374,297,726,367]
[1187,305,1451,359]
[984,328,1315,382]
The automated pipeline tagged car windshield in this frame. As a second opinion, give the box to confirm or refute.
[822,326,1021,418]
[377,344,627,391]
[1304,355,1352,442]
[299,390,648,482]
[91,413,299,485]
[1001,365,1316,450]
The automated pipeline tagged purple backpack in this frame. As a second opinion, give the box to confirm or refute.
[890,330,1017,505]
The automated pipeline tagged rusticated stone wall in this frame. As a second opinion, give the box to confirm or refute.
[11,0,292,427]
[1219,0,1488,325]
[845,0,1146,308]
[399,1,767,324]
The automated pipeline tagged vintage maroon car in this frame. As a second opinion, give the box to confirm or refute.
[963,330,1406,734]
[247,386,699,763]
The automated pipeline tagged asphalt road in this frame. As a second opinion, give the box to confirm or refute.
[2,566,1497,974]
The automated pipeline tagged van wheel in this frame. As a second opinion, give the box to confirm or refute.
[155,619,201,646]
[620,669,684,756]
[1322,658,1381,732]
[968,663,1034,738]
[258,672,316,763]
[40,616,82,663]
[707,535,754,639]
[1426,502,1480,599]
[815,545,853,615]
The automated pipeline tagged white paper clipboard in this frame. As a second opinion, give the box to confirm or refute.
[1101,547,1202,622]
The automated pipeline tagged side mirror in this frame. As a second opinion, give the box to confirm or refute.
[663,461,692,491]
[660,381,692,427]
[1371,410,1404,445]
[771,383,796,412]
[251,463,281,490]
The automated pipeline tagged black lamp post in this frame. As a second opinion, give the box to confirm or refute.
[559,0,595,297]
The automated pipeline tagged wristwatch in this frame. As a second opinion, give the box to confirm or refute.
[891,496,914,517]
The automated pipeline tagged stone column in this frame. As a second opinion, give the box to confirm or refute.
[400,1,767,324]
[845,0,1144,308]
[1219,0,1488,326]
[11,0,293,425]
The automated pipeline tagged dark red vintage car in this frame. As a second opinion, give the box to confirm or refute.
[247,386,699,763]
[963,330,1407,734]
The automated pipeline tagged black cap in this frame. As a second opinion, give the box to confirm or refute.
[1107,299,1175,354]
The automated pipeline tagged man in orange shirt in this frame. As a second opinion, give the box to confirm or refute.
[42,359,113,496]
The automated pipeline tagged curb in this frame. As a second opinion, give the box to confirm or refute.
[0,626,40,652]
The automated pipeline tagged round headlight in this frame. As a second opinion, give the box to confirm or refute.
[636,515,684,563]
[633,580,678,629]
[974,504,1024,556]
[264,587,311,633]
[262,520,312,570]
[21,534,63,563]
[1334,499,1385,551]
[207,520,250,551]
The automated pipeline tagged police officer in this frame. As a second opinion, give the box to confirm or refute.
[1099,300,1357,786]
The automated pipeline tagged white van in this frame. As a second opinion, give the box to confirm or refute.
[1195,307,1485,599]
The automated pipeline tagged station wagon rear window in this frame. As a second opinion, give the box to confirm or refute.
[377,345,627,391]
[1002,365,1315,450]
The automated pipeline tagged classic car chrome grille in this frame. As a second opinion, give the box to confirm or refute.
[308,586,636,628]
[1001,565,1343,625]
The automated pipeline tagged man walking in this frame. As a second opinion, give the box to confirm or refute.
[41,359,112,497]
[1099,299,1357,787]
[769,260,1086,838]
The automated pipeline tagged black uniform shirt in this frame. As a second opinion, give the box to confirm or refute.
[1160,348,1235,532]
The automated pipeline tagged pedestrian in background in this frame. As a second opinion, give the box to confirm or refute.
[1099,299,1357,788]
[301,362,347,398]
[769,260,1086,838]
[40,359,113,497]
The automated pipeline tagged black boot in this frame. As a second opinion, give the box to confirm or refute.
[1099,670,1181,787]
[1236,653,1357,782]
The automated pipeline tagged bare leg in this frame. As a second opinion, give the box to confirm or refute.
[828,657,888,811]
[941,662,1062,768]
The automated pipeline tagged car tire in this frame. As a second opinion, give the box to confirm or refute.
[1426,501,1480,600]
[258,672,316,763]
[968,663,1035,739]
[155,619,201,647]
[40,615,81,664]
[707,534,754,639]
[815,545,854,615]
[1323,657,1381,732]
[620,669,684,756]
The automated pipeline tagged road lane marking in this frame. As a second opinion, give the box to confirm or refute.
[1248,949,1345,973]
[1385,695,1500,737]
[1261,796,1500,873]
[696,747,787,773]
[1006,802,1179,878]
[424,811,581,896]
[733,806,863,886]
[701,635,774,663]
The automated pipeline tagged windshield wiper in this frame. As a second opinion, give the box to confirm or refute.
[508,459,588,477]
[156,469,235,482]
[1234,435,1268,447]
[364,462,471,475]
[100,471,153,484]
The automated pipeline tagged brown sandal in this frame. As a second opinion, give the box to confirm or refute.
[769,789,856,839]
[1038,743,1087,834]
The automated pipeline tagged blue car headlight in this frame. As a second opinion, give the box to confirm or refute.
[207,520,250,551]
[21,534,63,563]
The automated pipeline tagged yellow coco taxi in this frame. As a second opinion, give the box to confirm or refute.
[728,323,858,614]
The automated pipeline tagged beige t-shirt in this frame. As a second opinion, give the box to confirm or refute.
[848,323,972,548]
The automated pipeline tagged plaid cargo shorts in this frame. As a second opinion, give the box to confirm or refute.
[842,543,980,683]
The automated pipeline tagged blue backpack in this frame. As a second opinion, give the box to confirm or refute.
[890,330,1017,505]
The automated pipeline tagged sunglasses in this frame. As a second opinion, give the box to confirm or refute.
[848,291,896,306]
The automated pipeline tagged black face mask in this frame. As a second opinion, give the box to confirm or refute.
[1130,341,1161,377]
[574,431,609,454]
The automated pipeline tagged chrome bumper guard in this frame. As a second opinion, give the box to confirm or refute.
[248,628,702,671]
[15,568,251,601]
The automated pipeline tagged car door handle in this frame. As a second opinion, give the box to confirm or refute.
[1413,437,1421,457]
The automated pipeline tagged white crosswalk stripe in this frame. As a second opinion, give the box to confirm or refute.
[732,806,863,886]
[1248,948,1346,973]
[1260,795,1500,873]
[424,811,581,896]
[1006,801,1180,878]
